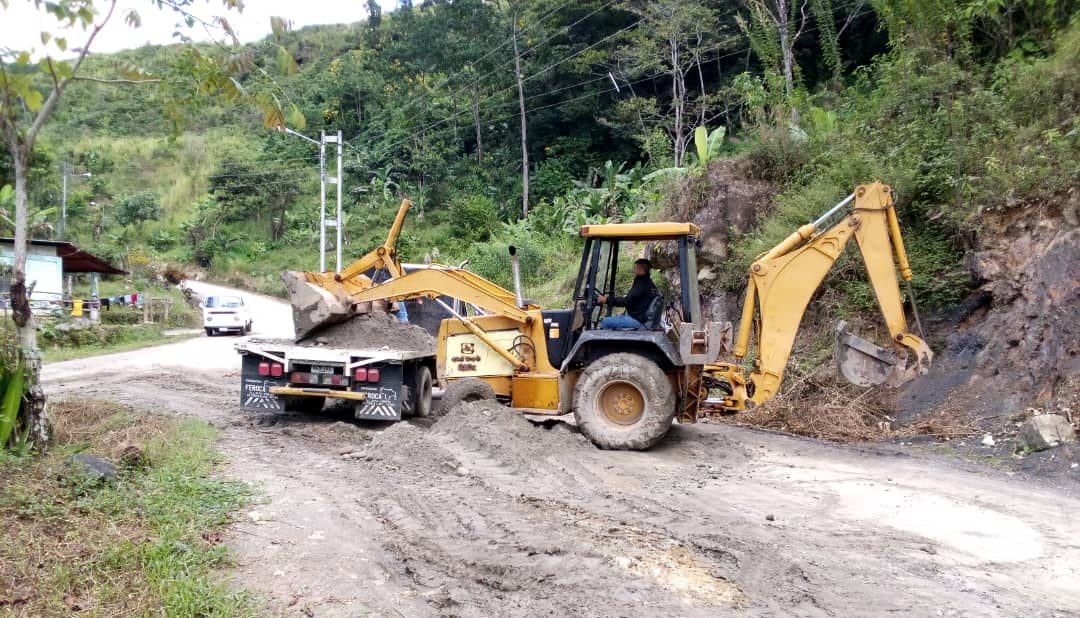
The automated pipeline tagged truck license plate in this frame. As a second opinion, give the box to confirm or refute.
[310,364,337,374]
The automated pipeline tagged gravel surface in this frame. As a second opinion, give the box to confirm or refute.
[40,283,1080,618]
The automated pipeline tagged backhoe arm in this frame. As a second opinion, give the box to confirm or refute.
[728,182,932,404]
[334,197,410,285]
[284,198,412,340]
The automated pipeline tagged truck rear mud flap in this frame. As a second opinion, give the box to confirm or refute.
[240,353,287,411]
[353,365,404,421]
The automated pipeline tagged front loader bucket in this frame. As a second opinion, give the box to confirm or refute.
[835,320,911,388]
[282,271,357,341]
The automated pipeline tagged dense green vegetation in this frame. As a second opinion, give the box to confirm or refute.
[4,0,1077,310]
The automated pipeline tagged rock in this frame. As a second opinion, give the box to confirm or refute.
[765,514,775,522]
[70,453,118,482]
[118,443,145,466]
[981,434,996,447]
[455,466,470,477]
[614,556,632,569]
[1016,414,1077,452]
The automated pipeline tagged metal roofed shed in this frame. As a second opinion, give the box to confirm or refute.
[0,238,126,308]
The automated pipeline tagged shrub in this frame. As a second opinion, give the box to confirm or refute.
[463,241,542,291]
[448,194,498,243]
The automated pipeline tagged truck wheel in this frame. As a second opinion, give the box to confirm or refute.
[283,396,324,414]
[205,328,215,337]
[573,353,676,450]
[245,321,253,334]
[435,377,495,416]
[405,365,434,418]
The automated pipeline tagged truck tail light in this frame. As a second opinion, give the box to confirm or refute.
[270,363,283,377]
[325,375,348,386]
[367,368,379,382]
[258,362,270,376]
[291,372,311,384]
[354,368,367,381]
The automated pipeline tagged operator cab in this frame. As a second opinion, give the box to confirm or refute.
[544,222,703,368]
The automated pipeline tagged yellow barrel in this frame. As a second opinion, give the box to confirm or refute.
[72,299,84,317]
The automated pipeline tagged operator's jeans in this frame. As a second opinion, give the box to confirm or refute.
[600,314,644,330]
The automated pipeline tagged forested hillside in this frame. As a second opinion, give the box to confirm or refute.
[3,1,1077,395]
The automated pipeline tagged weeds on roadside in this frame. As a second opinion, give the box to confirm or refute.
[0,400,259,617]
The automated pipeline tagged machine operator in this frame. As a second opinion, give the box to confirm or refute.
[596,258,659,330]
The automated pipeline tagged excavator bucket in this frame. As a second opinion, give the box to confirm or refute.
[282,271,359,341]
[834,320,911,388]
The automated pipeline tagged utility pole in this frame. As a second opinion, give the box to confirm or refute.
[335,130,344,272]
[512,13,529,217]
[319,131,327,273]
[320,130,344,272]
[277,125,346,273]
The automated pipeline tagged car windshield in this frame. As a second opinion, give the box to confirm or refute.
[207,296,243,308]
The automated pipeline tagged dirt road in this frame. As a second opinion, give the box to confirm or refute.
[42,284,1079,617]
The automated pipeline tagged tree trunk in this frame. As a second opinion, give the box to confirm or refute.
[512,17,529,217]
[777,0,799,125]
[11,147,48,451]
[472,86,484,164]
[671,32,685,167]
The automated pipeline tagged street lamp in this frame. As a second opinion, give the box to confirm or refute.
[61,163,91,240]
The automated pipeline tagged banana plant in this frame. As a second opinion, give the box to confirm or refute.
[643,125,727,183]
[0,349,24,449]
[692,125,726,171]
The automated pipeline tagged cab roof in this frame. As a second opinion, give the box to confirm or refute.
[579,222,701,240]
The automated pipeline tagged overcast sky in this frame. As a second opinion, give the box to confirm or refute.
[0,0,399,56]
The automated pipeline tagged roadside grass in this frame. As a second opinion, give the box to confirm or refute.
[41,325,201,363]
[0,400,260,617]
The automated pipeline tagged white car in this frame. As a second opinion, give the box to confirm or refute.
[201,295,253,336]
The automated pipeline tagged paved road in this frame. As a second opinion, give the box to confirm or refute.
[43,280,293,380]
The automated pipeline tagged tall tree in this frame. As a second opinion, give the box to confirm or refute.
[0,0,289,450]
[0,0,131,448]
[511,10,530,217]
[739,0,840,123]
[616,0,721,167]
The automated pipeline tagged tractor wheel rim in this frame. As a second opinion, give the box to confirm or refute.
[598,381,645,426]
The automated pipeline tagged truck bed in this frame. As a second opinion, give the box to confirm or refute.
[237,338,435,363]
[234,339,435,421]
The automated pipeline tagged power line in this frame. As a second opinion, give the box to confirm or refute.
[366,17,644,161]
[386,0,594,137]
[358,5,877,166]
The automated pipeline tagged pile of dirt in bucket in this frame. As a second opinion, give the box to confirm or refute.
[301,311,436,353]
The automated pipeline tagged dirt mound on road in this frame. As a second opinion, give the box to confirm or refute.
[430,400,590,468]
[362,401,591,478]
[303,311,435,353]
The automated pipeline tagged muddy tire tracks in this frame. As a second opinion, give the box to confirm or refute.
[44,366,1080,618]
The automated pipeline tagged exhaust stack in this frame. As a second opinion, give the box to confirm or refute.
[508,246,525,308]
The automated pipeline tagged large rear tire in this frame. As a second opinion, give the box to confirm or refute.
[405,365,434,418]
[435,377,496,416]
[573,353,676,450]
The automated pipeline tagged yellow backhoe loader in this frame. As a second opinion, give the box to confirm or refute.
[277,182,931,450]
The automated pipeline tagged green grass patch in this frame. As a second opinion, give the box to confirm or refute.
[40,325,200,363]
[0,400,259,616]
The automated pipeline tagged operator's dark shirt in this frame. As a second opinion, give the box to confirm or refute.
[610,274,659,324]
